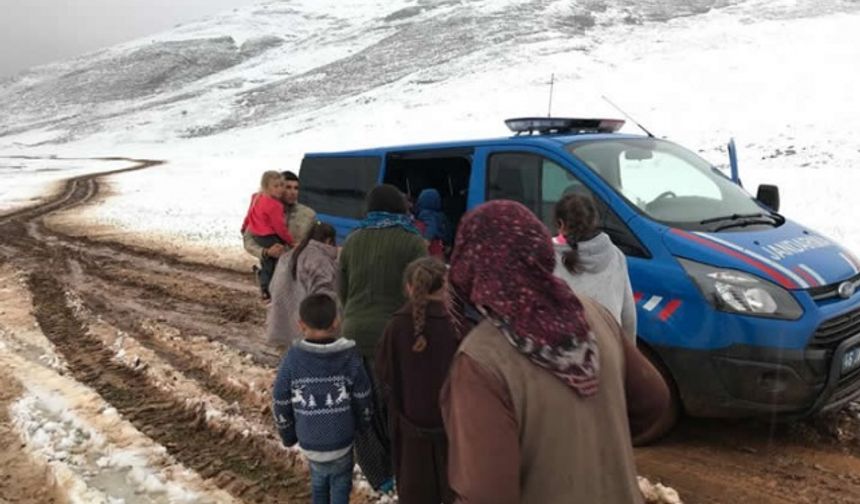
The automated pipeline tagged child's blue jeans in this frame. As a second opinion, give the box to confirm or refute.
[308,452,353,504]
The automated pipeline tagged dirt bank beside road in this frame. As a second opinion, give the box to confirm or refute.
[0,373,64,504]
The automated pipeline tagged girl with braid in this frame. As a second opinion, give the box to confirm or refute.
[552,193,637,341]
[376,257,460,504]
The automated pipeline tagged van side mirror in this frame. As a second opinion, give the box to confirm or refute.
[756,184,780,212]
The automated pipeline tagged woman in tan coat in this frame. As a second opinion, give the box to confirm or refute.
[441,200,670,504]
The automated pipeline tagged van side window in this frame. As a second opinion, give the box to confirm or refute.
[486,152,541,215]
[487,152,587,228]
[299,156,381,219]
[487,152,649,257]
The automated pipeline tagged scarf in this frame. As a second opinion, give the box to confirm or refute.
[449,200,600,396]
[356,211,420,235]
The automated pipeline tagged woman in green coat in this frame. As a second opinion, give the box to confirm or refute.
[338,184,427,490]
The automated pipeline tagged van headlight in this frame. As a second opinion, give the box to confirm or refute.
[679,258,803,320]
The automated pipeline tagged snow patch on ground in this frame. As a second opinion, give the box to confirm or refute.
[10,389,213,504]
[639,476,684,504]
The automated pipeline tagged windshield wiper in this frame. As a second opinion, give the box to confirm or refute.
[713,219,779,232]
[700,212,785,229]
[700,213,777,225]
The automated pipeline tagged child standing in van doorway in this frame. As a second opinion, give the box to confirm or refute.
[272,294,372,504]
[376,257,459,504]
[241,171,294,302]
[414,188,452,259]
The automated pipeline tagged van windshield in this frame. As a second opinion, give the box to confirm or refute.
[566,138,771,230]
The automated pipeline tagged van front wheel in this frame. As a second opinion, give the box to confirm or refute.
[633,344,681,446]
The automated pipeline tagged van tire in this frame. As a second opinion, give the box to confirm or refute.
[632,343,681,446]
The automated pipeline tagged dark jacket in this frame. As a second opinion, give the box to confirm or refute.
[272,338,373,460]
[338,227,428,359]
[376,300,461,504]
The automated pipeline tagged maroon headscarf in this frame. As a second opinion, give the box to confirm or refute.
[449,200,600,396]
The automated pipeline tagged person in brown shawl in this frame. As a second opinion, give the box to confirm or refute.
[376,257,460,504]
[441,200,670,504]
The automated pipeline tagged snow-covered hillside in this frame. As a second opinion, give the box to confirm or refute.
[0,0,745,147]
[1,0,860,268]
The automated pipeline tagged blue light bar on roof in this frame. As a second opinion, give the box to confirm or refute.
[505,117,625,135]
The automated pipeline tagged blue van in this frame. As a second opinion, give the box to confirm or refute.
[298,117,860,432]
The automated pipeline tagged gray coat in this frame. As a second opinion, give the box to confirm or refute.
[266,240,338,349]
[552,232,637,341]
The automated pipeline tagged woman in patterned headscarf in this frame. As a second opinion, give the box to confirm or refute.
[441,200,669,504]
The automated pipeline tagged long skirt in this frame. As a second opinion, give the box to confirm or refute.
[391,412,453,504]
[353,357,394,490]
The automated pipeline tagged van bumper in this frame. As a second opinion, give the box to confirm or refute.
[655,333,860,418]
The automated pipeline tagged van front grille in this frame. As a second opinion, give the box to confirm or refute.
[812,306,860,347]
[808,273,860,301]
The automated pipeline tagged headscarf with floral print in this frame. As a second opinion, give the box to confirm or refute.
[449,200,600,396]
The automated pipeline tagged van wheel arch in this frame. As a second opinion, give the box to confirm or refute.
[632,340,682,446]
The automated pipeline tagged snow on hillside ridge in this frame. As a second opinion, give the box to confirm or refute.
[2,0,827,147]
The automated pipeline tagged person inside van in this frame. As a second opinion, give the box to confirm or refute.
[442,200,669,504]
[266,221,338,351]
[241,171,294,302]
[243,170,317,261]
[552,193,637,341]
[338,184,428,491]
[414,188,453,259]
[376,257,459,504]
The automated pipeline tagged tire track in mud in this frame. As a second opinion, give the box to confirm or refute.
[77,281,270,419]
[26,271,310,504]
[0,157,162,224]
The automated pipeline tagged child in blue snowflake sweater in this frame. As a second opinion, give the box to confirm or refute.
[273,294,373,504]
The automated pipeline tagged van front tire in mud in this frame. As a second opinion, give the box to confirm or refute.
[633,344,681,447]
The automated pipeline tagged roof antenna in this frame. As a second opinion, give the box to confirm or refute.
[547,73,555,117]
[601,95,655,138]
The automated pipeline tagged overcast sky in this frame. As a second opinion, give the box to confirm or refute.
[0,0,259,77]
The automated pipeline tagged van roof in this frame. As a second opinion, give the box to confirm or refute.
[304,132,648,158]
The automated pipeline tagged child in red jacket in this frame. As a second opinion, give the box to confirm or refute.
[241,171,294,301]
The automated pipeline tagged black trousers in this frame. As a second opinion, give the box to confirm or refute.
[251,234,283,298]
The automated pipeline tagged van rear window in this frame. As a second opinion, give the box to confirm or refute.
[299,156,381,219]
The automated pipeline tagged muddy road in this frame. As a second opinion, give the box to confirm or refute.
[2,157,860,503]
